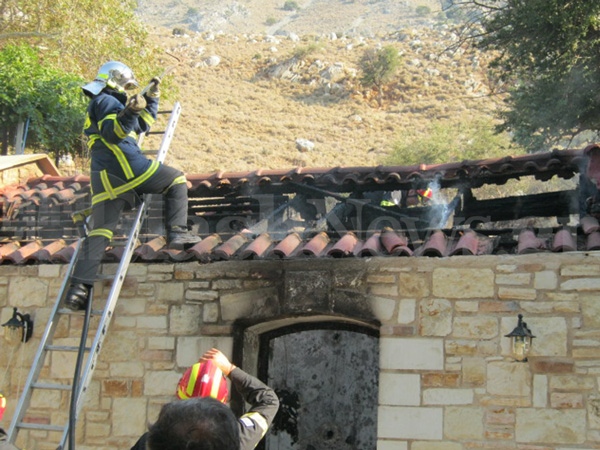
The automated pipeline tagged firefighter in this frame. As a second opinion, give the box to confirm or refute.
[130,348,279,450]
[65,61,201,311]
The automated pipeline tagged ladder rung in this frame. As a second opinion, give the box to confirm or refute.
[17,422,65,432]
[45,345,91,352]
[57,308,103,316]
[31,382,72,391]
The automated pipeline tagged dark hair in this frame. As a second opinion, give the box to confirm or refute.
[147,397,239,450]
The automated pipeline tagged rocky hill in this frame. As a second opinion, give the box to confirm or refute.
[131,0,503,175]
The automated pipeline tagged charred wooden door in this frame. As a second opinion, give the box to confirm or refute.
[258,322,379,450]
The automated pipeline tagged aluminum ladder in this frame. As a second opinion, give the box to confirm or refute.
[7,102,182,450]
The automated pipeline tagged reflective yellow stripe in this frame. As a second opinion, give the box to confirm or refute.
[87,135,100,148]
[89,228,113,240]
[98,113,127,139]
[92,160,160,205]
[241,412,269,437]
[164,175,188,193]
[210,368,223,399]
[139,109,155,127]
[380,200,395,207]
[187,363,201,398]
[99,137,134,180]
[100,170,117,200]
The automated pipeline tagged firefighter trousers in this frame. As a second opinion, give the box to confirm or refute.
[71,164,188,284]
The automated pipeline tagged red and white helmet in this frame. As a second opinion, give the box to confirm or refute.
[0,393,6,421]
[176,360,229,403]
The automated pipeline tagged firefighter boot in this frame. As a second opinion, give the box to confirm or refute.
[65,283,90,311]
[167,226,202,250]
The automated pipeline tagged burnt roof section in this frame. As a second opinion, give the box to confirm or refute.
[1,145,600,264]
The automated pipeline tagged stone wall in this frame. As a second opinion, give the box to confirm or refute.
[0,252,599,450]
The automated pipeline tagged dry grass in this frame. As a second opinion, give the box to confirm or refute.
[138,23,503,175]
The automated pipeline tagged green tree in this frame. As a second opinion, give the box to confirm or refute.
[360,46,401,106]
[0,0,155,81]
[463,0,600,152]
[0,45,87,160]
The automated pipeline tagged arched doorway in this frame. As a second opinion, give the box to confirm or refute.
[253,321,379,450]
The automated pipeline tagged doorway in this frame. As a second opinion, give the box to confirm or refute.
[257,322,379,450]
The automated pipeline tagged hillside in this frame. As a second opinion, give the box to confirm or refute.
[131,1,504,174]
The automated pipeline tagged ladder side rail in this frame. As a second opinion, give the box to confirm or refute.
[58,103,180,447]
[7,240,84,443]
[58,197,151,448]
[155,102,181,164]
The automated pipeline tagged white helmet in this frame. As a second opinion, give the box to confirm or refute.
[82,61,139,96]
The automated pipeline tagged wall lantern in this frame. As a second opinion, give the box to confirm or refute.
[505,314,534,362]
[2,307,33,345]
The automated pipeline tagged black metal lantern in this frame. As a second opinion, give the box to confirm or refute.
[505,314,535,362]
[2,307,33,345]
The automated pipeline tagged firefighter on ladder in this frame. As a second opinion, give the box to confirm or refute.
[65,61,201,311]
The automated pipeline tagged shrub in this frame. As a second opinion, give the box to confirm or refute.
[415,5,431,16]
[283,0,300,11]
[265,17,278,26]
[292,43,320,59]
[360,46,401,89]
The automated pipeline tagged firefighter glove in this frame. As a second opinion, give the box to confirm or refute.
[126,93,147,113]
[147,77,161,98]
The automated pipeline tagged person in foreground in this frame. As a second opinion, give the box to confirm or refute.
[132,348,280,450]
[65,61,200,311]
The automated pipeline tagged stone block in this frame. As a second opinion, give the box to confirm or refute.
[550,392,583,409]
[530,358,574,374]
[370,283,399,297]
[137,315,168,330]
[147,336,176,350]
[561,278,600,291]
[155,281,184,302]
[398,299,416,324]
[221,287,278,321]
[532,374,548,408]
[211,279,243,290]
[496,273,531,285]
[370,296,396,321]
[102,380,129,397]
[462,357,486,386]
[185,290,219,301]
[115,297,147,315]
[8,276,48,306]
[143,370,183,396]
[412,443,462,450]
[444,406,484,440]
[549,375,595,391]
[432,268,494,298]
[169,304,201,335]
[515,408,586,444]
[498,287,537,300]
[422,373,460,388]
[112,397,147,436]
[378,373,420,406]
[580,294,600,328]
[38,264,61,278]
[455,300,478,312]
[561,264,600,276]
[419,299,452,336]
[380,337,444,371]
[398,273,429,298]
[377,406,443,440]
[377,441,408,450]
[534,270,557,290]
[109,362,145,378]
[487,361,531,397]
[102,331,140,362]
[423,388,473,405]
[452,317,498,339]
[203,302,219,323]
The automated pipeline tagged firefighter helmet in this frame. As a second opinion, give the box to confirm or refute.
[82,61,139,96]
[176,360,229,403]
[0,393,6,421]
